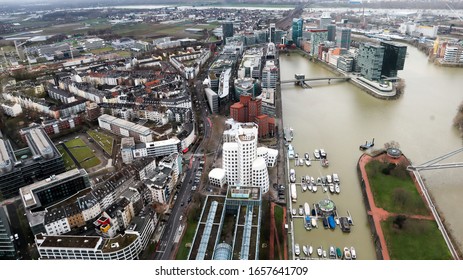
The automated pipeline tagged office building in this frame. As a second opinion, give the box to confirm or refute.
[443,45,463,63]
[327,24,336,42]
[292,18,303,47]
[222,22,234,44]
[319,12,332,29]
[208,168,226,188]
[20,169,91,211]
[205,88,219,114]
[98,114,153,143]
[308,29,328,58]
[261,60,278,88]
[338,28,352,50]
[188,185,262,260]
[0,126,65,199]
[380,41,407,78]
[0,207,16,259]
[358,43,385,81]
[35,207,156,260]
[269,23,276,44]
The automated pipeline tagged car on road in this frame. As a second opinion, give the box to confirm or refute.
[180,202,184,206]
[179,215,183,221]
[191,185,197,191]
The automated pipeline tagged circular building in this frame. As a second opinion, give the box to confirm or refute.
[387,148,402,159]
[318,199,336,216]
[252,157,269,193]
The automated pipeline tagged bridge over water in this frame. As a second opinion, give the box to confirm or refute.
[279,76,351,84]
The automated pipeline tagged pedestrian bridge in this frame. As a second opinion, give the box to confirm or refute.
[279,77,350,84]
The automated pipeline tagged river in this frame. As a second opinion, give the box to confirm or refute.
[280,46,463,259]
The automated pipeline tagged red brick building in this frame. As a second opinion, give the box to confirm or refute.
[230,95,275,138]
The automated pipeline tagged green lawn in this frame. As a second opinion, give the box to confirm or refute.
[381,217,452,260]
[274,205,285,260]
[57,145,76,170]
[64,138,100,169]
[87,129,114,155]
[365,160,429,215]
[80,157,101,169]
[89,46,115,55]
[176,220,198,260]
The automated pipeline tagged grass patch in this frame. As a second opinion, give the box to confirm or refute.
[64,138,100,169]
[87,129,114,155]
[80,157,101,169]
[115,50,131,58]
[89,46,114,55]
[57,145,76,170]
[176,220,198,260]
[381,217,452,260]
[274,205,285,260]
[365,160,429,215]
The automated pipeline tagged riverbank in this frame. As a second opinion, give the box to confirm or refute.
[291,49,400,100]
[357,151,455,259]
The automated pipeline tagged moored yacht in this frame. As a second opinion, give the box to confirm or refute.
[314,149,321,159]
[294,243,300,256]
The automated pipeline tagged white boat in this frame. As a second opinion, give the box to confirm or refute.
[320,149,327,158]
[292,208,296,216]
[323,186,328,193]
[335,183,340,194]
[305,159,311,166]
[344,247,351,260]
[329,184,335,193]
[317,246,322,257]
[312,184,318,193]
[291,184,297,202]
[351,247,357,260]
[294,243,300,256]
[304,202,311,216]
[302,183,307,192]
[303,245,309,256]
[308,245,313,255]
[305,175,310,182]
[322,250,327,259]
[304,153,310,160]
[288,144,295,159]
[298,158,304,166]
[308,184,313,192]
[290,169,296,183]
[310,177,315,184]
[332,173,340,183]
[298,205,304,216]
[316,177,322,185]
[329,246,336,259]
[311,218,317,228]
[295,153,299,159]
[314,149,320,159]
[326,175,332,184]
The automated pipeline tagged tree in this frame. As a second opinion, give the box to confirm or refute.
[393,215,407,229]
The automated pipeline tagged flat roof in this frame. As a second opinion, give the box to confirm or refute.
[99,114,152,136]
[0,138,12,170]
[101,233,138,253]
[20,169,86,209]
[37,234,102,250]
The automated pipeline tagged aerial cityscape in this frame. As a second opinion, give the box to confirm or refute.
[1,0,463,262]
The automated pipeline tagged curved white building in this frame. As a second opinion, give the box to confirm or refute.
[237,127,258,186]
[209,168,226,187]
[252,157,269,193]
[223,142,239,184]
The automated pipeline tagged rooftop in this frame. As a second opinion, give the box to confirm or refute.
[20,169,88,209]
[36,233,102,250]
[99,114,152,136]
[101,233,138,253]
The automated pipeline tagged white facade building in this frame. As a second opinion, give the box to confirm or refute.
[208,168,226,187]
[1,102,22,117]
[252,157,269,194]
[221,123,271,193]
